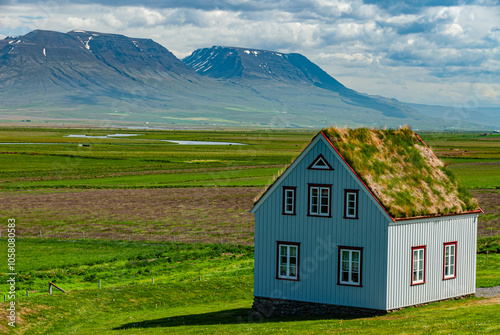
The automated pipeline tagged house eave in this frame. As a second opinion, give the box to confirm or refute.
[392,208,483,223]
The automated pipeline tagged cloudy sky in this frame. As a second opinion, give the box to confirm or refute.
[1,0,499,107]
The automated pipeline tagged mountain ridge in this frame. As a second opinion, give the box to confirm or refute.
[0,29,492,129]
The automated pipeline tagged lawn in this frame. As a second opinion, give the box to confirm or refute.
[0,239,499,334]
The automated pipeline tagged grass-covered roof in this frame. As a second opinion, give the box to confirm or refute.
[321,126,479,219]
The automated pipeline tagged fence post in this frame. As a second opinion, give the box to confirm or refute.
[99,279,101,289]
[152,277,154,284]
[129,235,131,242]
[49,283,52,295]
[174,235,176,243]
[40,230,42,239]
[27,290,29,298]
[83,231,85,240]
[220,237,223,246]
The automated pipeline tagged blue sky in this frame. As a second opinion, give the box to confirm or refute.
[0,0,499,107]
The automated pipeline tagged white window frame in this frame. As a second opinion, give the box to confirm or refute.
[344,190,358,219]
[282,187,296,215]
[277,242,299,280]
[411,246,426,285]
[308,184,331,217]
[443,242,457,280]
[338,247,362,286]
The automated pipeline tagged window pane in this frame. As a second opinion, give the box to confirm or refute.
[352,262,359,272]
[321,188,329,196]
[445,267,449,276]
[342,251,349,261]
[280,266,287,276]
[289,267,296,277]
[342,261,349,271]
[419,271,423,281]
[419,249,424,259]
[342,271,349,282]
[289,257,296,265]
[352,272,359,283]
[352,251,359,262]
[281,256,287,265]
[281,246,287,256]
[450,265,454,275]
[290,246,297,256]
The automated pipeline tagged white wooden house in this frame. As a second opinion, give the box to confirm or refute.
[250,127,481,315]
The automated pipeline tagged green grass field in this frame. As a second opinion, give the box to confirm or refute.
[0,128,499,334]
[0,239,499,334]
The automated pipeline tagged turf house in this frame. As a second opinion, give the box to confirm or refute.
[250,126,482,316]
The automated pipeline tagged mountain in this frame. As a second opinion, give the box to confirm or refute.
[183,46,417,119]
[0,30,491,129]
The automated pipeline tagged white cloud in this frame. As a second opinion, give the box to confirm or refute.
[0,0,498,106]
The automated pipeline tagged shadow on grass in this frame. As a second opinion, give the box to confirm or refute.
[113,307,362,330]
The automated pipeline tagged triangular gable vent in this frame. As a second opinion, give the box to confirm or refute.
[308,154,333,170]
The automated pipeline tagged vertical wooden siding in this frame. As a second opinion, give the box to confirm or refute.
[386,215,478,310]
[254,137,390,310]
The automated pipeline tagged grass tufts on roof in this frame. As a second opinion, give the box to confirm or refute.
[322,125,478,219]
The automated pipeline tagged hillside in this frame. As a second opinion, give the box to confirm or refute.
[0,30,490,129]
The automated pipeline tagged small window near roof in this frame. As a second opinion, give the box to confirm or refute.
[282,186,296,215]
[308,154,334,170]
[344,190,359,219]
[308,184,331,217]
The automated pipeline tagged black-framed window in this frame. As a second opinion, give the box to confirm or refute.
[308,184,332,217]
[344,189,359,219]
[282,186,296,215]
[276,242,300,281]
[338,246,363,287]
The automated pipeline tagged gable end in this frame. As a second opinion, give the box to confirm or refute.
[307,154,334,170]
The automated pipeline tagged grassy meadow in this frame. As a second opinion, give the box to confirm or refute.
[0,239,499,334]
[0,127,499,334]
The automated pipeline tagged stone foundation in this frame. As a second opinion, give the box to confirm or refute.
[252,294,475,318]
[252,296,385,318]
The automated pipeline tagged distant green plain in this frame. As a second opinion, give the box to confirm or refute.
[0,128,498,189]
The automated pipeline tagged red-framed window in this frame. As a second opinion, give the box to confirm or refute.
[443,242,457,280]
[344,189,359,219]
[337,246,363,287]
[282,186,296,215]
[276,242,300,281]
[411,245,426,285]
[308,184,332,217]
